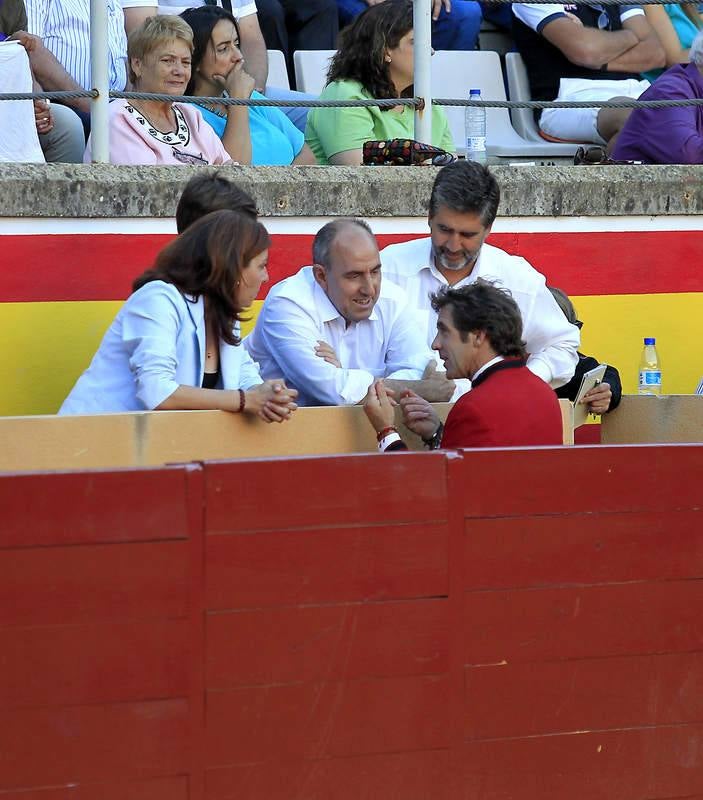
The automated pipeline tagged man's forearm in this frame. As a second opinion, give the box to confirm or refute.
[239,15,268,91]
[605,34,665,72]
[29,46,91,112]
[385,378,455,402]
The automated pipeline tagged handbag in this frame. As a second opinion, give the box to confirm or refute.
[363,138,456,166]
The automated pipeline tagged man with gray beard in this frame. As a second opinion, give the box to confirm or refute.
[380,161,579,397]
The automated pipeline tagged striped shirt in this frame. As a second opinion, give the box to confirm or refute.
[120,0,258,19]
[26,0,127,91]
[696,376,703,395]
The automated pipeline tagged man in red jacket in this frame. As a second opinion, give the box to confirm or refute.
[365,280,564,451]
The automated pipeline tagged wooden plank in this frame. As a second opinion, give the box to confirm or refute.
[0,776,188,800]
[463,510,703,590]
[0,468,190,548]
[0,700,189,789]
[206,600,449,688]
[204,453,448,533]
[205,523,448,609]
[0,619,189,709]
[205,751,451,800]
[205,675,451,764]
[0,540,189,626]
[450,445,703,518]
[463,652,703,740]
[460,724,703,800]
[463,580,703,664]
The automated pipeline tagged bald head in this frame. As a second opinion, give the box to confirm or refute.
[312,218,377,270]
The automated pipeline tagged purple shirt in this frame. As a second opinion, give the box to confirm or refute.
[613,62,703,164]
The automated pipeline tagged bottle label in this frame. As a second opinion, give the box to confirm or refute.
[639,370,662,387]
[468,136,486,150]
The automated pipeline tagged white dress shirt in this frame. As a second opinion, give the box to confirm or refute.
[244,266,434,407]
[26,0,127,91]
[121,0,257,19]
[59,281,262,414]
[380,237,579,388]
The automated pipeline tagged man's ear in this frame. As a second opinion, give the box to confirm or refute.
[312,263,327,291]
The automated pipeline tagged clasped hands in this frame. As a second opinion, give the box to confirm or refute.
[248,379,298,423]
[363,379,441,442]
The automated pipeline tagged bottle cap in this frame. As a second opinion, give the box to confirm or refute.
[469,89,481,96]
[644,337,655,345]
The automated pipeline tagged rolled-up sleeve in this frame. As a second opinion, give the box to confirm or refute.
[237,342,264,390]
[259,296,374,405]
[121,286,182,409]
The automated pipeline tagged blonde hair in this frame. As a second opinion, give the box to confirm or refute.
[128,15,194,86]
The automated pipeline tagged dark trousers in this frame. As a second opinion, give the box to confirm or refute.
[256,0,339,87]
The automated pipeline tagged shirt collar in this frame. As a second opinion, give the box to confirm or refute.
[471,355,504,383]
[313,278,379,324]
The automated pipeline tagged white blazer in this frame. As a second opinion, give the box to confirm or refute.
[59,281,262,414]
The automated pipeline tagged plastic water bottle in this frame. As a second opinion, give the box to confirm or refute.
[465,88,487,164]
[638,337,662,395]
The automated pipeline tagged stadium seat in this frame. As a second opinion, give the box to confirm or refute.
[293,49,335,95]
[432,50,578,158]
[504,52,581,156]
[265,49,290,91]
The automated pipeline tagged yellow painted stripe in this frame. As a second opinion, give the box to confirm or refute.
[1,294,699,417]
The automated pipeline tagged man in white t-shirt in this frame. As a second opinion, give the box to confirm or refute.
[512,2,664,146]
[380,161,580,394]
[244,219,454,407]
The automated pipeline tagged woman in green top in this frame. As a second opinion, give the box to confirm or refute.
[305,0,455,165]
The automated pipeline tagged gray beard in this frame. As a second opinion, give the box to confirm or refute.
[432,245,478,273]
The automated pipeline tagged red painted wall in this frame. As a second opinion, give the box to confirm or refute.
[3,445,703,799]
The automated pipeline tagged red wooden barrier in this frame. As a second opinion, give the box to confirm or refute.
[2,446,702,799]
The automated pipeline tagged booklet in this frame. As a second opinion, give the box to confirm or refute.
[573,364,607,427]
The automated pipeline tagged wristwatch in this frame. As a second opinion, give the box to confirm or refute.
[422,422,444,450]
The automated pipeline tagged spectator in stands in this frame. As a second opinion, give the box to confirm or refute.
[512,1,665,148]
[175,172,257,233]
[613,30,703,162]
[1,0,85,161]
[180,6,316,164]
[60,209,298,419]
[336,0,482,53]
[642,2,702,82]
[306,0,455,164]
[380,161,579,398]
[548,286,622,414]
[244,218,455,406]
[85,16,231,164]
[122,0,315,131]
[363,281,564,451]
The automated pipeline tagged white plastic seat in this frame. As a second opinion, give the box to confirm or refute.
[431,50,578,158]
[504,51,581,155]
[265,49,290,91]
[293,49,335,95]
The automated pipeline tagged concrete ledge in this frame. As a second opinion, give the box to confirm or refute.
[3,163,703,218]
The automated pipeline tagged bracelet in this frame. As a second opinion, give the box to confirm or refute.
[376,425,397,442]
[238,388,246,413]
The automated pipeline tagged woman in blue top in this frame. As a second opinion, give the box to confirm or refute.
[181,5,317,165]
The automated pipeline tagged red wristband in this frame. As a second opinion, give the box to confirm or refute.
[238,389,246,413]
[376,425,397,442]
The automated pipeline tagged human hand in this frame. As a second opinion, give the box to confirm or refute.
[400,389,441,440]
[9,30,42,52]
[363,379,396,433]
[422,360,455,402]
[244,380,298,423]
[364,0,386,5]
[314,340,341,368]
[581,382,612,415]
[216,62,255,100]
[563,11,584,25]
[34,99,53,135]
[433,0,450,19]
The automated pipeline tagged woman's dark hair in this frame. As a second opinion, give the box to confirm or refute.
[327,0,413,102]
[133,209,270,346]
[176,172,257,233]
[430,279,527,358]
[180,5,241,95]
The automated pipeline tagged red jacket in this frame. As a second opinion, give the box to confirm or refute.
[440,358,563,448]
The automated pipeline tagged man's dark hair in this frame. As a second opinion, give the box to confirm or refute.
[327,0,413,103]
[312,218,375,268]
[428,161,500,227]
[176,173,257,233]
[430,279,526,358]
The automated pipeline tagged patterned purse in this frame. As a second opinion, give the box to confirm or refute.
[363,138,456,166]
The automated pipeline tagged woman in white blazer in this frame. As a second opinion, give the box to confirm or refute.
[59,209,298,421]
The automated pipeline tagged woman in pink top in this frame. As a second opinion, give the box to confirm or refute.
[85,15,231,165]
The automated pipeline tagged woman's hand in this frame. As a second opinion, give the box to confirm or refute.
[363,379,397,433]
[244,380,298,423]
[216,62,255,100]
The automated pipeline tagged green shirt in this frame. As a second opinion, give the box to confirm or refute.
[305,78,456,165]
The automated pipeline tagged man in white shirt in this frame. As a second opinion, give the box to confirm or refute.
[244,218,455,407]
[511,2,663,146]
[380,161,580,391]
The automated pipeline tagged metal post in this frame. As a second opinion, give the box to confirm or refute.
[413,0,432,144]
[90,0,110,162]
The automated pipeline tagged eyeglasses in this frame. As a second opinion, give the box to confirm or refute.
[574,320,583,330]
